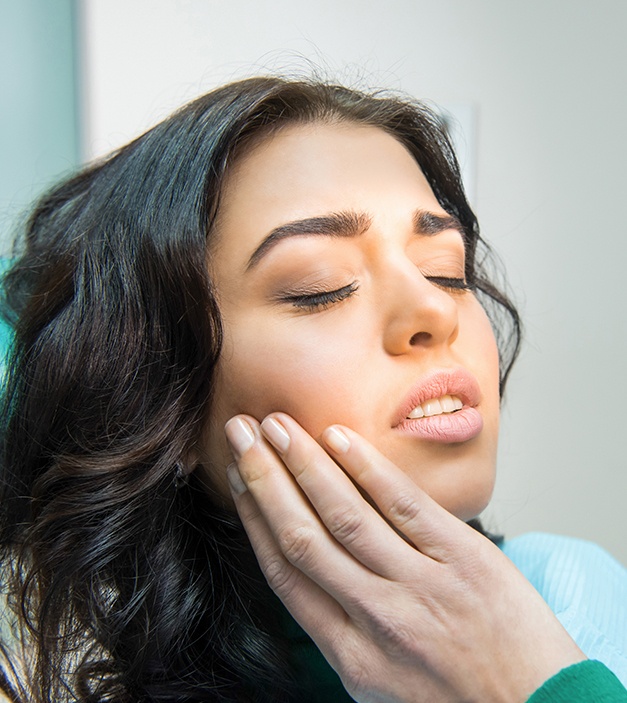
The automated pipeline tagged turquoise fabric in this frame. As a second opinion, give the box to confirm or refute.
[0,317,12,358]
[501,532,627,687]
[0,259,13,372]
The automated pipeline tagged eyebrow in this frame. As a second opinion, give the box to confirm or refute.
[245,208,464,270]
[413,210,464,237]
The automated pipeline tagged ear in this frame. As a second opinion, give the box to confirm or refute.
[180,447,201,476]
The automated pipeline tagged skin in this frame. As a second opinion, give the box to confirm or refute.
[198,121,585,701]
[202,122,500,521]
[225,418,584,702]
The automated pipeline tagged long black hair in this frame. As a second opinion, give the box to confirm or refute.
[0,76,520,702]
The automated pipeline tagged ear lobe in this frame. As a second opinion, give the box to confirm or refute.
[173,449,201,490]
[179,447,200,476]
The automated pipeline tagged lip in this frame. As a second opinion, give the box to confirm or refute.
[392,368,483,444]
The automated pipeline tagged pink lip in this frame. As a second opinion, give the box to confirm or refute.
[392,368,483,444]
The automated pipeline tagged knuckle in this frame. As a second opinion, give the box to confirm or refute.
[262,556,299,598]
[277,521,318,567]
[326,506,365,544]
[388,491,422,527]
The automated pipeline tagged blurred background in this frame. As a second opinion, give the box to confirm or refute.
[2,0,626,563]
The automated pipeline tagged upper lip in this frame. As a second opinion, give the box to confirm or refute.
[392,368,482,427]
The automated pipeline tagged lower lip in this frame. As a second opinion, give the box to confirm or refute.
[395,407,483,443]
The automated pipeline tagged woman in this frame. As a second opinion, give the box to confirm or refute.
[0,76,624,702]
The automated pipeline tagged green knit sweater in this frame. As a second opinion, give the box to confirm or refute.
[528,661,627,703]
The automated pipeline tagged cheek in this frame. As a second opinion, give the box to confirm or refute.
[470,306,501,416]
[199,308,378,494]
[201,297,501,519]
[460,302,501,443]
[212,316,365,436]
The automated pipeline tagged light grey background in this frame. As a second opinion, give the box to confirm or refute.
[4,1,626,563]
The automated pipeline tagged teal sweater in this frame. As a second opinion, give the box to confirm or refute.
[529,661,627,702]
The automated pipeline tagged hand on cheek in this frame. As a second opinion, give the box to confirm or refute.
[224,413,585,703]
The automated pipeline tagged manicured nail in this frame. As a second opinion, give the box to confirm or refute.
[226,462,248,496]
[225,417,255,458]
[261,416,290,453]
[323,426,350,454]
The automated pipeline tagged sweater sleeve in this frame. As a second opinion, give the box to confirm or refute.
[527,661,627,703]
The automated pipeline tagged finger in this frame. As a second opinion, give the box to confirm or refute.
[320,423,474,560]
[232,484,377,694]
[225,416,381,606]
[227,464,351,660]
[260,413,424,579]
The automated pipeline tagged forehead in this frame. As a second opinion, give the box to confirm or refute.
[212,122,447,265]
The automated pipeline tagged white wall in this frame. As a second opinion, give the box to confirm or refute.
[81,0,627,564]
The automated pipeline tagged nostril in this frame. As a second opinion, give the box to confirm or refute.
[409,332,431,346]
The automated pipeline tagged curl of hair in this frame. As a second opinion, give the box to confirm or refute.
[0,76,520,702]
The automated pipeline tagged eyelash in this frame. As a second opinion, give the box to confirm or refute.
[424,276,474,293]
[282,282,359,311]
[281,276,472,312]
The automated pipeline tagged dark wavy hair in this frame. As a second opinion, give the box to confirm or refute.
[0,76,520,702]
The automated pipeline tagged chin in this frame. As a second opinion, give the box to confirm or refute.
[427,472,495,523]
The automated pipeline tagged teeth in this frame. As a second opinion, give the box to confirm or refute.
[423,398,442,417]
[407,394,463,419]
[440,395,457,413]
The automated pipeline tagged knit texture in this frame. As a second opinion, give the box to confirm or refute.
[527,660,627,703]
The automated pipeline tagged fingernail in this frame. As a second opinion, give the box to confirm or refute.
[226,462,247,496]
[323,426,350,454]
[261,416,290,454]
[225,417,255,458]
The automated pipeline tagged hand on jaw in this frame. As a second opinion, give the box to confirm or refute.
[225,413,585,703]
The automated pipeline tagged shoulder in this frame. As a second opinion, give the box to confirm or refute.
[501,532,627,687]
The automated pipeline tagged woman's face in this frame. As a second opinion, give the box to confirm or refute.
[201,122,500,521]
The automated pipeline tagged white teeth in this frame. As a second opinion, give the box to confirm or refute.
[406,394,463,420]
[440,395,457,413]
[423,398,443,417]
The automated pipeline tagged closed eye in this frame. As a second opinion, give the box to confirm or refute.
[424,276,473,293]
[280,282,359,311]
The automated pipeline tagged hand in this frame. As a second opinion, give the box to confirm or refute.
[224,413,584,703]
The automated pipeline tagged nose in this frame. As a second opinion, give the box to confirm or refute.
[382,257,460,356]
